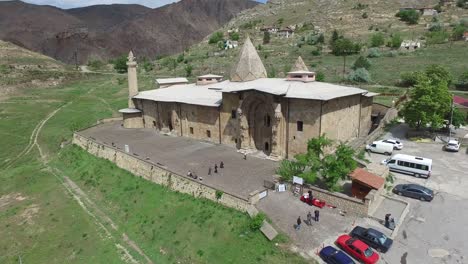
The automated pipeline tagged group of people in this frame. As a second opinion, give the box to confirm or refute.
[295,210,320,230]
[187,161,225,181]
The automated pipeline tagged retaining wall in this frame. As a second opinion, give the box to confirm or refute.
[305,185,374,217]
[73,133,254,212]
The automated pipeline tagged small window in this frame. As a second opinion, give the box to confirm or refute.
[398,160,403,166]
[297,121,303,132]
[265,115,271,127]
[231,110,237,119]
[190,127,194,134]
[403,162,410,167]
[388,159,396,164]
[234,138,238,144]
[371,144,376,147]
[153,121,157,127]
[206,130,211,138]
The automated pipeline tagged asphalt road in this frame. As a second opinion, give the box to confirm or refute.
[367,125,468,264]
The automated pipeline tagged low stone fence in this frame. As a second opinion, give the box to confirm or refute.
[304,185,377,217]
[73,133,256,212]
[349,107,399,150]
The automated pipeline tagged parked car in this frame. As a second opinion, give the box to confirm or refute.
[444,139,460,152]
[366,141,394,155]
[393,184,434,201]
[350,226,393,253]
[319,246,355,264]
[378,139,403,150]
[336,234,379,264]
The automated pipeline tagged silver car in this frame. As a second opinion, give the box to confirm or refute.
[444,139,460,152]
[379,139,403,150]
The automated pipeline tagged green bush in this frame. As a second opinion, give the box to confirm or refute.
[142,61,154,72]
[311,49,321,56]
[184,65,193,77]
[399,71,421,87]
[428,22,443,32]
[87,59,105,71]
[215,190,223,200]
[370,32,385,47]
[396,9,420,24]
[249,213,265,231]
[352,56,371,70]
[112,55,127,73]
[457,0,467,8]
[387,50,399,57]
[426,30,449,44]
[316,72,325,82]
[229,32,240,41]
[348,68,371,83]
[209,32,224,44]
[362,12,368,19]
[367,47,381,58]
[388,33,403,48]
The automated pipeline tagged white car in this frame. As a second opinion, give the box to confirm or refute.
[378,139,403,150]
[444,139,460,152]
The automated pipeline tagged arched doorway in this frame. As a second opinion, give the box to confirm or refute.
[240,93,274,155]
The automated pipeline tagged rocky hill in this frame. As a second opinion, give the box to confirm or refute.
[0,0,259,64]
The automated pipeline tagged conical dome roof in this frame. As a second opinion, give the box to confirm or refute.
[292,56,309,72]
[230,37,267,82]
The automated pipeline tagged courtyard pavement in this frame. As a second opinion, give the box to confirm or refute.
[78,121,278,200]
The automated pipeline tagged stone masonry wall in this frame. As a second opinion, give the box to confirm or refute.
[287,98,321,157]
[359,96,373,137]
[73,133,252,212]
[305,185,369,217]
[321,94,361,142]
[181,104,220,143]
[220,93,240,147]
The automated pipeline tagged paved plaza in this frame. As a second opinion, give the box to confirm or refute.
[78,121,278,199]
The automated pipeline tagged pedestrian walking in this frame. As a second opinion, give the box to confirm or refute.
[208,167,212,176]
[220,161,224,168]
[214,164,218,173]
[243,153,247,160]
[385,213,391,228]
[314,210,320,222]
[306,211,313,226]
[308,190,313,200]
[295,216,302,230]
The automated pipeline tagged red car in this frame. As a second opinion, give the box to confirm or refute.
[336,234,379,264]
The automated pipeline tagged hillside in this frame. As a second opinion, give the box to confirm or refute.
[151,0,468,105]
[0,0,259,63]
[0,40,80,100]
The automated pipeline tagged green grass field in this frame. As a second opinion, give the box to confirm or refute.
[0,73,308,264]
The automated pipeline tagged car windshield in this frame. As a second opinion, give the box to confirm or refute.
[378,234,387,245]
[364,247,374,257]
[448,143,458,146]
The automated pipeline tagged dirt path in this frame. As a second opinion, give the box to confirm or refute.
[12,88,154,264]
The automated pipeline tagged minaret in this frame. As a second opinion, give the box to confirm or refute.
[127,51,138,108]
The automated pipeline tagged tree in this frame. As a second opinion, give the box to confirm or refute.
[317,34,325,44]
[322,144,357,191]
[184,64,193,77]
[400,75,452,129]
[456,71,468,90]
[449,108,467,128]
[352,56,371,70]
[330,29,340,46]
[389,33,403,48]
[367,47,381,58]
[396,9,420,25]
[425,64,453,86]
[347,68,371,83]
[263,31,270,44]
[370,32,385,47]
[208,32,224,44]
[113,55,127,73]
[332,38,361,79]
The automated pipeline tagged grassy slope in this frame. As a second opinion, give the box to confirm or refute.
[0,69,307,263]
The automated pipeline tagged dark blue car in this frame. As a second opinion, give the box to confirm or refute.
[319,246,355,264]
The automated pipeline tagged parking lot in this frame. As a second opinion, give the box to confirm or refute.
[365,126,468,264]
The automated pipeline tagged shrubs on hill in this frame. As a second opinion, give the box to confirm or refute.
[396,9,420,25]
[263,31,270,44]
[229,32,240,41]
[208,32,224,44]
[388,33,403,48]
[87,59,105,71]
[352,56,371,70]
[367,47,381,58]
[316,72,325,82]
[370,32,385,47]
[112,55,127,73]
[348,68,371,83]
[426,30,449,44]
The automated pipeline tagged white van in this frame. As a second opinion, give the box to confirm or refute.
[381,154,432,178]
[365,141,394,155]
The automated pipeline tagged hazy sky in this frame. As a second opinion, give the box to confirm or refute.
[17,0,267,9]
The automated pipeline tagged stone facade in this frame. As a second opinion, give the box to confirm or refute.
[137,91,373,159]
